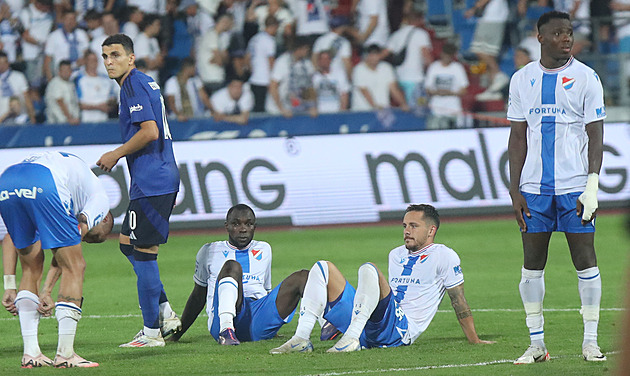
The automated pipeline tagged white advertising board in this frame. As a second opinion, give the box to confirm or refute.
[0,124,628,235]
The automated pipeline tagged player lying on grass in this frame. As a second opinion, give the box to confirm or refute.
[169,204,310,345]
[0,151,113,368]
[271,204,494,353]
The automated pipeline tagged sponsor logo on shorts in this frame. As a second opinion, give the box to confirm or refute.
[0,187,42,201]
[129,104,143,113]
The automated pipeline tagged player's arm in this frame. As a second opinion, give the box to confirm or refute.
[508,120,530,232]
[38,255,61,316]
[168,282,207,341]
[96,120,159,172]
[446,284,495,344]
[577,120,604,224]
[2,235,19,315]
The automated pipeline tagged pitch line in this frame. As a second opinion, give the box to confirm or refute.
[0,308,624,321]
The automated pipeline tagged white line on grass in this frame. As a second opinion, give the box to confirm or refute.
[0,308,624,321]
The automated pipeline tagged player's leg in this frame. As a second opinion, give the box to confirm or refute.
[274,269,308,318]
[566,232,605,361]
[329,262,389,352]
[216,259,244,345]
[51,244,98,368]
[270,261,349,354]
[14,244,52,368]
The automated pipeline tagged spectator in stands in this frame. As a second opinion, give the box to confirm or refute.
[211,77,254,124]
[134,14,164,82]
[44,10,90,81]
[252,0,293,47]
[0,96,29,124]
[552,0,591,56]
[465,0,510,102]
[127,0,165,17]
[248,15,279,112]
[289,0,329,45]
[18,0,54,88]
[164,57,213,121]
[180,0,214,52]
[225,48,251,83]
[2,0,25,17]
[351,44,408,112]
[90,11,119,76]
[0,51,36,124]
[518,24,541,62]
[0,2,21,65]
[267,36,317,118]
[197,13,233,96]
[386,10,432,112]
[351,0,389,48]
[121,6,143,40]
[75,50,116,123]
[514,46,533,70]
[74,0,114,25]
[44,60,80,125]
[312,50,350,113]
[611,1,630,52]
[424,42,469,130]
[83,9,103,40]
[312,14,353,80]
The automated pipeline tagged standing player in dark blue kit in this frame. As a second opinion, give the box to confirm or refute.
[98,34,181,347]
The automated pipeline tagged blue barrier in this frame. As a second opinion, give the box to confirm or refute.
[0,111,426,148]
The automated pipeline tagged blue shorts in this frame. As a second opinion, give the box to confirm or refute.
[323,283,410,349]
[522,192,595,233]
[120,193,177,246]
[0,163,81,250]
[210,282,295,342]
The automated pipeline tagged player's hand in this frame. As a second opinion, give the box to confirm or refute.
[509,190,530,232]
[2,289,17,315]
[37,294,54,316]
[96,150,121,172]
[577,173,599,225]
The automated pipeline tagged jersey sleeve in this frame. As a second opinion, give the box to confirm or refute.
[442,248,464,289]
[264,244,272,293]
[583,70,606,125]
[126,79,157,124]
[507,72,526,121]
[193,244,210,287]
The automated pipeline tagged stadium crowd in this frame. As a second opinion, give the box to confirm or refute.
[0,0,624,128]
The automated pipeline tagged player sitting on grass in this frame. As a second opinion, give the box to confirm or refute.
[168,204,310,345]
[270,204,494,354]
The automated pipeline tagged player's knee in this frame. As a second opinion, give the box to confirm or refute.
[219,259,242,279]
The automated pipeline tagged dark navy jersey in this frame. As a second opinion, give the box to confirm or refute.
[118,68,179,199]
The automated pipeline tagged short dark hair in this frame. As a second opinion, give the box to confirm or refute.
[140,14,160,31]
[0,51,7,60]
[365,44,382,54]
[537,11,571,32]
[442,42,458,56]
[405,204,440,230]
[226,204,255,221]
[181,57,196,70]
[85,9,101,21]
[58,59,72,68]
[265,15,279,27]
[102,33,134,54]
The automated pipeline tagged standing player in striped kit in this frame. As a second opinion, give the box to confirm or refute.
[507,11,606,364]
[98,34,181,348]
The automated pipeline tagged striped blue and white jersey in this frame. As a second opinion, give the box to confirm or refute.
[388,243,464,342]
[193,240,272,328]
[507,57,606,195]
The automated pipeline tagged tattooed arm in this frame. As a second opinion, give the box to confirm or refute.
[446,284,495,344]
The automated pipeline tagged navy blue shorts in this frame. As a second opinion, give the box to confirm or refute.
[121,192,177,245]
[522,192,595,233]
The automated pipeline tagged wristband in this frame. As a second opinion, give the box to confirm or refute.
[4,275,16,290]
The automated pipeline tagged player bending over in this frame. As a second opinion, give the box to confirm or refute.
[169,204,308,345]
[270,204,494,353]
[0,151,113,368]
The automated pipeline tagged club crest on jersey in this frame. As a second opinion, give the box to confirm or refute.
[419,254,429,263]
[251,249,262,261]
[562,76,575,90]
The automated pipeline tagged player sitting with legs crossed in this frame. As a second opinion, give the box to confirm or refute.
[271,204,494,353]
[169,204,310,345]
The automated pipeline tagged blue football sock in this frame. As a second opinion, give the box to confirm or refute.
[133,250,163,329]
[123,244,169,307]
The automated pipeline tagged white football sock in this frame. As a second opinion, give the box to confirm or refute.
[519,268,546,348]
[15,290,42,357]
[294,261,329,340]
[217,277,239,332]
[344,263,380,340]
[577,267,601,346]
[160,301,174,319]
[55,302,82,358]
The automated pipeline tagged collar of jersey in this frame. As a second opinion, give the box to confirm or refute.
[408,243,434,256]
[225,240,253,251]
[538,56,574,73]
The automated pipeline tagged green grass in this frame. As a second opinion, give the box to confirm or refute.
[1,214,627,375]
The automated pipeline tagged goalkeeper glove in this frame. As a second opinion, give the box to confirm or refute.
[578,173,599,222]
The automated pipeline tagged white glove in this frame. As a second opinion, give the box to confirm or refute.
[578,173,599,222]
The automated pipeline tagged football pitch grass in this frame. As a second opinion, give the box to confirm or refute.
[0,214,627,375]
